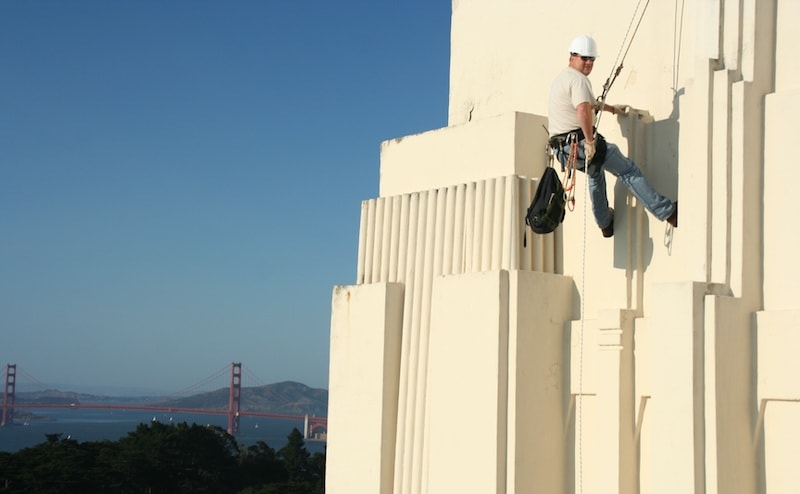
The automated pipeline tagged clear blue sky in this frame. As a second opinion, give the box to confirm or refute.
[1,1,451,394]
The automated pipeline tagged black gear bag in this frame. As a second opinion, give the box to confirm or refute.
[525,166,566,235]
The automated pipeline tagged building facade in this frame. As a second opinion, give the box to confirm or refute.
[327,1,799,492]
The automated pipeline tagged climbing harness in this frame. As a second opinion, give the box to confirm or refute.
[546,130,579,211]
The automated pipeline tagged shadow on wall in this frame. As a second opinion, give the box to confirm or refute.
[611,87,684,273]
[648,87,683,200]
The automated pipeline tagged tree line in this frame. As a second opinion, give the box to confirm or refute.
[0,421,325,493]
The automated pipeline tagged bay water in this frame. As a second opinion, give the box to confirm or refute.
[0,408,325,454]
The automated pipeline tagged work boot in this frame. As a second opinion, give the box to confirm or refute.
[601,208,614,238]
[667,202,678,228]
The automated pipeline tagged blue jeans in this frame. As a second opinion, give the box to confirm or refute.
[557,139,675,229]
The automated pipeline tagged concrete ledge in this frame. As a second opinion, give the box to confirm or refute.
[379,112,548,198]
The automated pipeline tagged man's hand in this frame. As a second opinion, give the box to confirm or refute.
[597,103,631,116]
[584,139,596,162]
[611,104,631,116]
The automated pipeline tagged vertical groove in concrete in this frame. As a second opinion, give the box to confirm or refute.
[358,175,554,493]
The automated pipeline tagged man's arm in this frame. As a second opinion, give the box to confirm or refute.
[595,102,629,115]
[576,101,595,142]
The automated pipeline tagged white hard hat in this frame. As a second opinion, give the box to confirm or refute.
[569,35,598,58]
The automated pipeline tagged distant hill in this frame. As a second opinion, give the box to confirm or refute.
[153,381,328,416]
[15,381,328,417]
[13,389,141,405]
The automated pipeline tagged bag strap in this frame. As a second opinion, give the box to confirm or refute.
[549,137,577,212]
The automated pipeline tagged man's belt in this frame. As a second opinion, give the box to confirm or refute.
[549,127,595,146]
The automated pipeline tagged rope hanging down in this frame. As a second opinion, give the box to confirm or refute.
[576,3,652,494]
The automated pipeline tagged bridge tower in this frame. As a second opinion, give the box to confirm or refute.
[2,364,16,427]
[304,414,328,440]
[227,362,241,434]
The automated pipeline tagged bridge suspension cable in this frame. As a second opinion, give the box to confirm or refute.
[241,364,267,389]
[154,363,232,403]
[3,362,326,438]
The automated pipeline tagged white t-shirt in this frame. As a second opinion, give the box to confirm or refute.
[548,67,595,136]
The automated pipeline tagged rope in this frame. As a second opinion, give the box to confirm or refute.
[563,142,579,211]
[577,152,589,494]
[595,0,652,130]
[671,0,686,94]
[664,0,686,251]
[577,3,651,490]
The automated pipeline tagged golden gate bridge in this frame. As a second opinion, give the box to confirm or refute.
[0,362,327,438]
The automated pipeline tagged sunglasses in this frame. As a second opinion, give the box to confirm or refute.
[571,53,595,62]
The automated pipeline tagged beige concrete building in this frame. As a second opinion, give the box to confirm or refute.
[326,0,799,492]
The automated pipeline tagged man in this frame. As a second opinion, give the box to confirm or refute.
[548,34,677,237]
